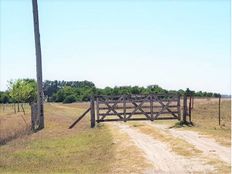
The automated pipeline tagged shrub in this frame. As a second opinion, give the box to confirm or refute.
[63,95,76,103]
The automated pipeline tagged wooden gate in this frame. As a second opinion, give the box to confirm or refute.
[69,94,192,128]
[95,94,181,123]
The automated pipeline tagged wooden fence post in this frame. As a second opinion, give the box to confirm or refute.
[191,96,194,109]
[183,95,187,122]
[177,95,181,120]
[90,96,95,128]
[219,95,221,126]
[189,96,192,123]
[96,97,99,123]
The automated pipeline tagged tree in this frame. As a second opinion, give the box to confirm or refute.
[0,91,11,103]
[43,80,58,101]
[147,85,166,94]
[8,79,37,114]
[21,79,37,103]
[104,87,113,95]
[131,86,141,94]
[63,95,76,103]
[52,89,65,102]
[196,91,203,97]
[52,86,77,102]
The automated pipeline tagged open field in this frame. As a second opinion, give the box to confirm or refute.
[0,98,231,173]
[152,98,231,146]
[0,103,150,174]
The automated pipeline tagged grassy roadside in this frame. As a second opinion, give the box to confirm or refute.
[0,103,148,174]
[0,125,114,174]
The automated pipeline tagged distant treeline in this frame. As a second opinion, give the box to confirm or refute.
[0,80,221,104]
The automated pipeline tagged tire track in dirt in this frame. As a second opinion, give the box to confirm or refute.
[111,123,214,174]
[148,123,231,164]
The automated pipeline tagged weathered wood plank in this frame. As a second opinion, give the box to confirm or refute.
[126,95,150,120]
[97,117,178,122]
[96,97,100,121]
[189,96,192,122]
[69,107,91,129]
[94,93,181,124]
[90,97,95,128]
[98,111,179,116]
[131,102,151,120]
[101,96,123,117]
[183,95,187,122]
[98,105,178,110]
[97,98,178,104]
[177,95,181,120]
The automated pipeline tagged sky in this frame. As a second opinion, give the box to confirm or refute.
[0,0,231,94]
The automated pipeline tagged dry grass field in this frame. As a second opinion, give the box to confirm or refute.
[0,104,32,145]
[0,98,231,173]
[188,98,231,146]
[0,103,149,174]
[159,98,231,146]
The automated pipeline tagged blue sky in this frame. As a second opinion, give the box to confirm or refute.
[0,0,231,94]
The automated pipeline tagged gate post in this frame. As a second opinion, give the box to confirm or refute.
[218,95,221,126]
[177,95,181,120]
[90,96,95,128]
[150,94,154,121]
[183,95,187,123]
[188,96,192,123]
[191,96,194,109]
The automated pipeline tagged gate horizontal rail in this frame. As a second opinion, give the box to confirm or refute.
[97,117,178,122]
[98,105,179,110]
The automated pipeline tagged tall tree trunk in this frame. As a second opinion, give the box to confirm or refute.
[21,103,25,115]
[14,103,16,113]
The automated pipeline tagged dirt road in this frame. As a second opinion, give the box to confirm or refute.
[112,123,214,174]
[149,123,231,164]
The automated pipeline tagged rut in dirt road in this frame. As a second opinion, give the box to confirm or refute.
[149,123,231,164]
[112,123,214,174]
